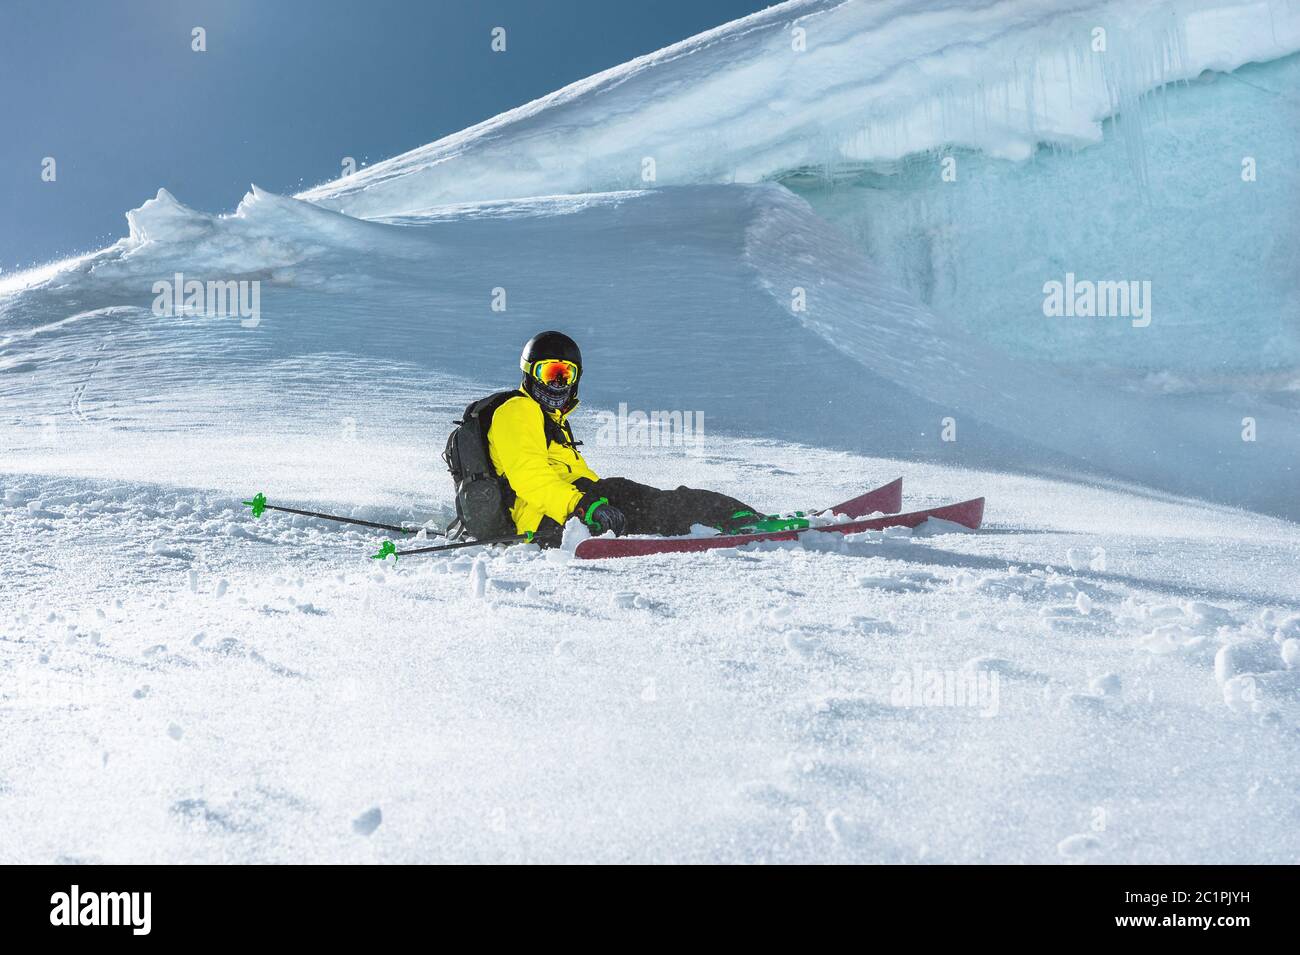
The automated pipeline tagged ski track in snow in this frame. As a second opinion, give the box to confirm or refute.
[2,446,1298,864]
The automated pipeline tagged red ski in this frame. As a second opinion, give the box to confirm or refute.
[575,486,983,560]
[827,476,902,518]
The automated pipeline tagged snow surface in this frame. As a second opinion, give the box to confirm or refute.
[2,0,1299,863]
[3,451,1299,863]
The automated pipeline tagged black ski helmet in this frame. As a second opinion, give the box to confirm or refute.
[520,330,582,411]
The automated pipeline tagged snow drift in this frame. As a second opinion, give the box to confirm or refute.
[4,180,1298,517]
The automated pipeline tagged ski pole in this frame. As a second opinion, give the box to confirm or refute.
[370,532,532,561]
[242,492,440,537]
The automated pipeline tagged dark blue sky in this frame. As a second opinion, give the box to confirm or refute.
[0,0,774,271]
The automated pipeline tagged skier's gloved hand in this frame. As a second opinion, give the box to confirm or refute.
[577,493,626,536]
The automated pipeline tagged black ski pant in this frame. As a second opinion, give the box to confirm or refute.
[533,477,755,547]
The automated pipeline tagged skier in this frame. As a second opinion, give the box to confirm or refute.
[480,330,789,547]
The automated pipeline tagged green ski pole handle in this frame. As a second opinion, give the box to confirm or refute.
[370,532,534,561]
[242,492,436,536]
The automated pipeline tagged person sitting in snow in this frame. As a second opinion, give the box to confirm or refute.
[478,330,796,547]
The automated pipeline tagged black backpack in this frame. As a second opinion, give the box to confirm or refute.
[443,390,584,541]
[443,390,521,540]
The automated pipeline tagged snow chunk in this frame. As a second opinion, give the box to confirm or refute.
[1186,601,1237,629]
[469,559,488,599]
[1221,675,1259,713]
[1057,834,1102,858]
[1140,623,1212,658]
[1275,615,1300,642]
[1089,673,1123,698]
[824,808,866,846]
[552,516,593,563]
[149,540,192,560]
[783,630,821,658]
[352,807,383,836]
[914,517,971,536]
[1282,639,1300,669]
[1214,639,1284,685]
[126,189,213,244]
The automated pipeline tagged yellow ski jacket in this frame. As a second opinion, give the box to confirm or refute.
[487,389,599,535]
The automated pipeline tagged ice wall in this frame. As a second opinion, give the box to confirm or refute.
[790,53,1300,383]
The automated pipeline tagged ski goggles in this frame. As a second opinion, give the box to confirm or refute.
[527,359,579,388]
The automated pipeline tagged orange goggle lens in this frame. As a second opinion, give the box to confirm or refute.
[531,359,578,387]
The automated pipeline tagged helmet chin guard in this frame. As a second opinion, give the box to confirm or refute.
[525,375,572,411]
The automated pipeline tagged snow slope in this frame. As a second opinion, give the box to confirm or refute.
[300,0,1300,211]
[2,0,1299,863]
